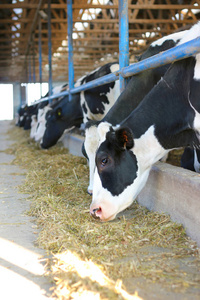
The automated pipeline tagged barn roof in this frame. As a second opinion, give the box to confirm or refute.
[0,0,199,83]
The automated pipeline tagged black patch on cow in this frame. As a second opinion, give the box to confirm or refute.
[96,129,138,196]
[181,147,195,171]
[181,147,200,172]
[138,39,178,61]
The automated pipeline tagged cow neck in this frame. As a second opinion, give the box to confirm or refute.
[64,94,83,125]
[121,57,199,169]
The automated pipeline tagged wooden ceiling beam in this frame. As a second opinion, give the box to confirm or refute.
[0,3,198,9]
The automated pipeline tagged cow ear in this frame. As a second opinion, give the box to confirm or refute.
[115,127,134,150]
[97,122,112,142]
[56,107,62,119]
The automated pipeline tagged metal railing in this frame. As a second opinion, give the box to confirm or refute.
[32,36,200,105]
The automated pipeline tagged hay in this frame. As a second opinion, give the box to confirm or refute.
[6,126,200,299]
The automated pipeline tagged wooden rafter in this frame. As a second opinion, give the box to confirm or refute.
[0,0,199,83]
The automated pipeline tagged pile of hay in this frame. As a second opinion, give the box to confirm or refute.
[6,126,200,299]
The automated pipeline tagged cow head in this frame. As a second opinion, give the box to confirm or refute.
[40,106,68,149]
[40,94,83,149]
[90,122,153,222]
[34,106,51,142]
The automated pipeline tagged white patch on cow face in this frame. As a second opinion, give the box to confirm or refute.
[84,126,100,193]
[90,125,168,222]
[151,30,188,47]
[30,115,37,139]
[84,122,112,194]
[34,106,52,142]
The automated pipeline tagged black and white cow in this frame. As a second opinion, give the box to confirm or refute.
[16,104,29,128]
[83,28,188,195]
[181,147,200,173]
[90,22,200,222]
[39,62,120,149]
[30,83,68,141]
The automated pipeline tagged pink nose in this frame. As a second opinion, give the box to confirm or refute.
[90,206,102,220]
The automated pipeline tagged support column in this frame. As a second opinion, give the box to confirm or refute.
[48,0,52,101]
[119,0,129,92]
[38,15,43,98]
[67,0,74,101]
[13,82,22,119]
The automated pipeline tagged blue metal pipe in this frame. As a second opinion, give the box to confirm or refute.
[32,71,119,104]
[38,15,43,98]
[120,36,200,78]
[67,0,74,101]
[30,37,200,105]
[48,0,53,101]
[118,0,129,92]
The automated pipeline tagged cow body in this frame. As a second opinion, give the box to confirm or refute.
[83,29,188,194]
[90,22,200,222]
[40,62,120,149]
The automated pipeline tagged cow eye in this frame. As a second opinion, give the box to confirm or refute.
[101,157,108,166]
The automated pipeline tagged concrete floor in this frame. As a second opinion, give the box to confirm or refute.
[0,120,53,300]
[1,121,200,300]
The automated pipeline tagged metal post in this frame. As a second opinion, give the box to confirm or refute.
[119,0,129,92]
[48,0,53,101]
[67,0,74,101]
[38,15,43,98]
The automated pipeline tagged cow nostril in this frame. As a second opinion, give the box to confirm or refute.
[93,207,101,214]
[90,207,102,220]
[87,189,93,196]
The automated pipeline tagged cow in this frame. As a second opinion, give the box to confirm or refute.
[39,62,120,149]
[181,147,200,173]
[16,104,28,127]
[89,22,200,222]
[83,28,188,195]
[30,83,68,141]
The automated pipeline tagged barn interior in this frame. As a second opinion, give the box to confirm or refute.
[0,1,200,300]
[1,0,200,84]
